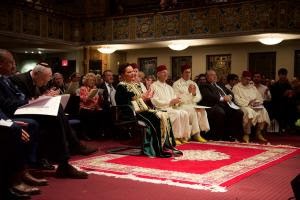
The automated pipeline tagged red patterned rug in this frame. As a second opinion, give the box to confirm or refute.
[72,142,300,192]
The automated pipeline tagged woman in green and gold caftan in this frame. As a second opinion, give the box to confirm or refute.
[115,63,181,158]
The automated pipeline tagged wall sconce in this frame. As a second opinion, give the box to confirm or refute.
[258,36,283,45]
[97,46,117,54]
[168,41,189,51]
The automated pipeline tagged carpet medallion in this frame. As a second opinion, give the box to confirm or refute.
[72,142,299,192]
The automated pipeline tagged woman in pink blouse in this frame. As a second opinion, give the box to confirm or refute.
[79,73,103,139]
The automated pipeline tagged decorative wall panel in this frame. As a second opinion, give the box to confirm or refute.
[22,13,40,36]
[136,16,154,39]
[189,9,210,35]
[0,0,299,46]
[63,20,72,41]
[113,18,129,40]
[92,20,106,41]
[48,18,63,39]
[159,13,180,37]
[0,8,13,31]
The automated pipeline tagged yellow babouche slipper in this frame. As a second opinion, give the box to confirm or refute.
[242,134,250,143]
[257,133,267,142]
[193,135,207,143]
[179,138,188,144]
[175,139,182,145]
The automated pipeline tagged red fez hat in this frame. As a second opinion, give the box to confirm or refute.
[156,65,167,73]
[181,64,191,73]
[130,63,139,69]
[242,70,252,78]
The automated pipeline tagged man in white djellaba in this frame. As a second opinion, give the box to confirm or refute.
[172,64,209,144]
[151,65,202,145]
[232,71,270,143]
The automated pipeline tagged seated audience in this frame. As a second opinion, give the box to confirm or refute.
[225,73,239,91]
[115,63,182,158]
[270,68,297,133]
[0,49,92,179]
[79,72,103,138]
[172,64,209,143]
[144,75,155,90]
[65,72,81,95]
[195,73,207,86]
[150,65,192,144]
[49,72,67,95]
[0,110,43,199]
[253,72,272,117]
[198,69,243,141]
[99,70,116,136]
[253,72,271,101]
[232,71,270,143]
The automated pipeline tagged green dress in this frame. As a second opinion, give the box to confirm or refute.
[115,81,177,157]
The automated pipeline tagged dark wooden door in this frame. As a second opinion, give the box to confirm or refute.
[249,52,276,79]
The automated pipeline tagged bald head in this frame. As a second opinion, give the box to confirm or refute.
[31,62,53,87]
[206,69,218,83]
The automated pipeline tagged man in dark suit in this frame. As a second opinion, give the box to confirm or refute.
[198,69,243,141]
[270,68,297,133]
[0,109,41,199]
[99,70,116,136]
[0,49,89,179]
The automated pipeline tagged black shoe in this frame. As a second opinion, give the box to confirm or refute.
[6,188,31,200]
[172,149,183,157]
[159,151,172,158]
[77,144,98,156]
[23,171,48,186]
[38,159,55,170]
[55,164,88,179]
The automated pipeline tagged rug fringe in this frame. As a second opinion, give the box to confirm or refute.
[86,170,227,192]
[203,141,299,149]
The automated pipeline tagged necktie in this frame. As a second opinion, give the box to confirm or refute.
[2,76,26,100]
[108,84,115,106]
[213,83,227,96]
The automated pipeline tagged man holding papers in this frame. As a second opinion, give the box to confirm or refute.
[198,69,243,141]
[232,71,270,143]
[172,64,209,143]
[0,49,91,180]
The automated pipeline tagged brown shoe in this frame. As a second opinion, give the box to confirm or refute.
[55,163,88,179]
[23,171,48,186]
[12,182,41,195]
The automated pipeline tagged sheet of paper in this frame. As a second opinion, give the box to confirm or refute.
[14,95,68,116]
[194,105,211,109]
[227,101,240,110]
[0,119,13,127]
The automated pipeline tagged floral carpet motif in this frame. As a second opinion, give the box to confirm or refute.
[72,142,299,192]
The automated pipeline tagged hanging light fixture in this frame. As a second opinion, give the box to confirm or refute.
[97,46,117,54]
[258,35,283,45]
[168,41,189,51]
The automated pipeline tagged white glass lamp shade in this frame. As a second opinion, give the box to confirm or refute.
[97,47,117,54]
[258,37,283,45]
[168,42,189,51]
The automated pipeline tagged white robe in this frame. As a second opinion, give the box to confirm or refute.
[172,78,210,133]
[256,84,271,101]
[150,81,190,139]
[232,82,270,127]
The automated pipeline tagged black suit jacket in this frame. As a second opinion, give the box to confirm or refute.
[198,82,234,107]
[10,71,41,99]
[0,76,28,117]
[99,82,115,110]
